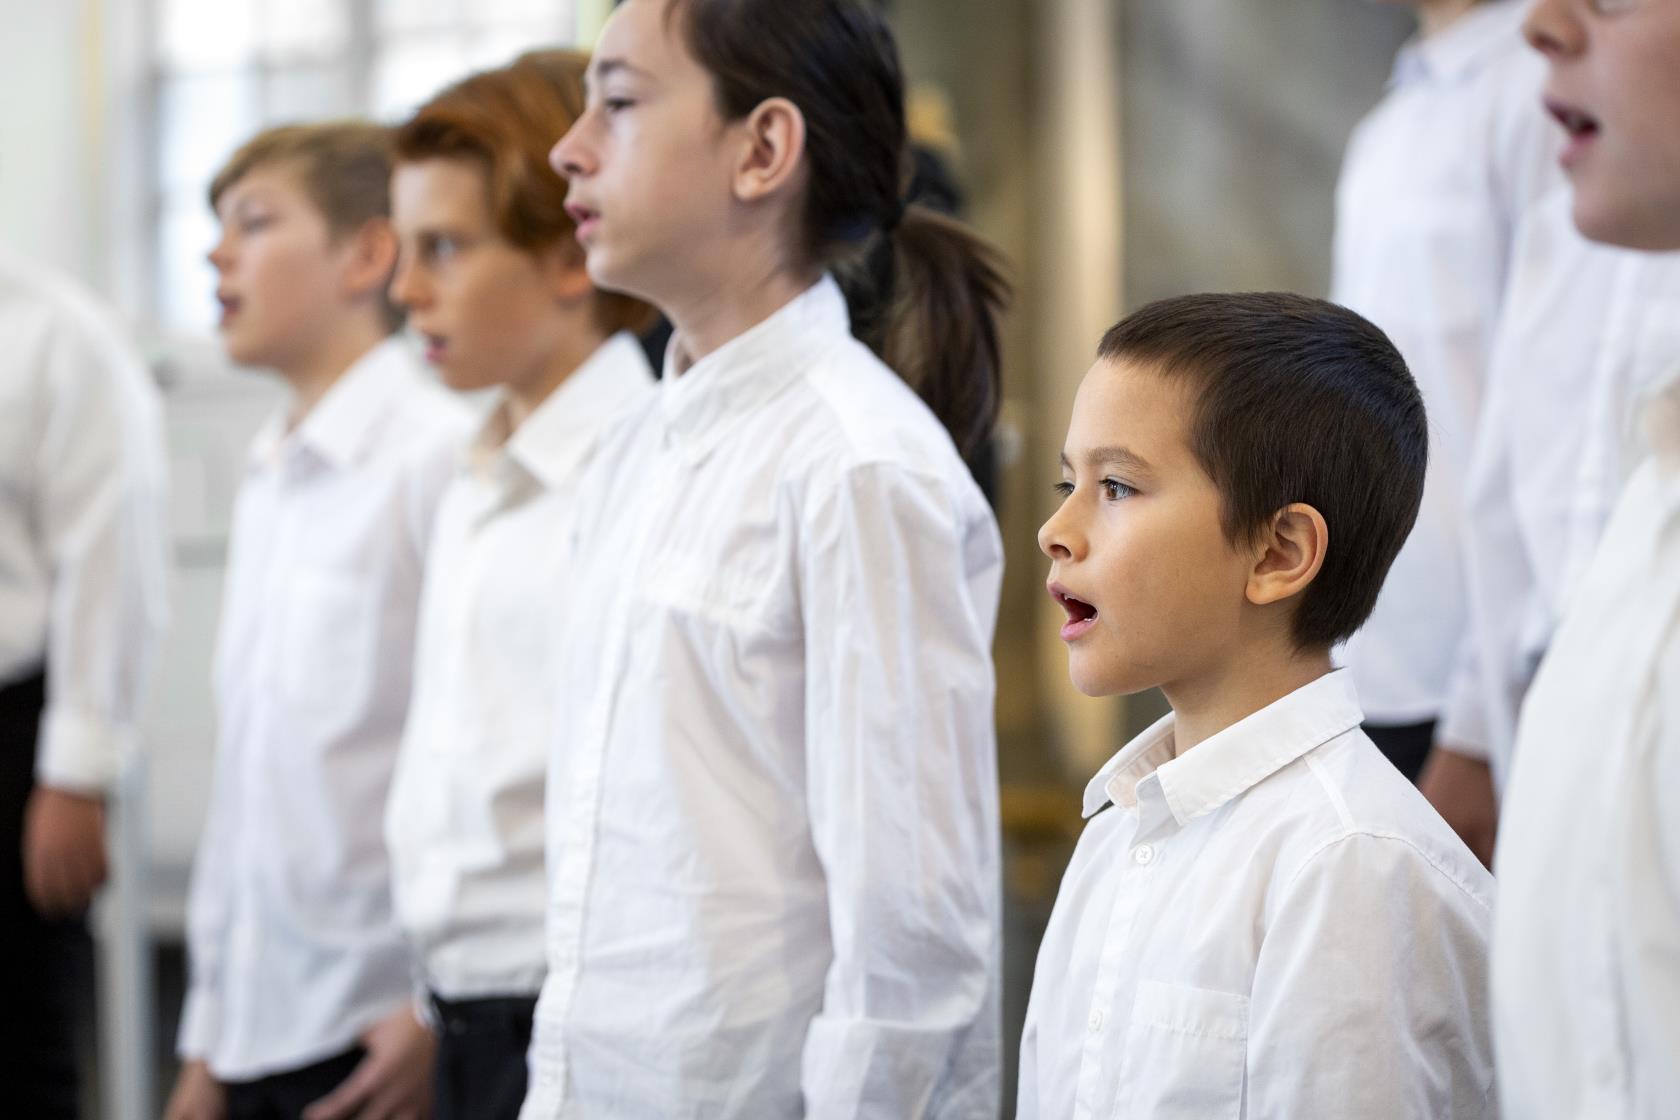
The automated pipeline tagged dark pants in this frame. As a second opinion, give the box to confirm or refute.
[1363,719,1436,785]
[224,1047,365,1120]
[0,670,93,1120]
[430,993,539,1120]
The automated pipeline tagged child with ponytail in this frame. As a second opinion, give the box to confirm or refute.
[526,1,1009,1116]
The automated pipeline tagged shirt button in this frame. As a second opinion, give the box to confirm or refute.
[1088,1009,1105,1032]
[1133,844,1155,866]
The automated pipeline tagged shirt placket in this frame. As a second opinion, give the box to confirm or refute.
[531,437,681,1111]
[1074,817,1162,1120]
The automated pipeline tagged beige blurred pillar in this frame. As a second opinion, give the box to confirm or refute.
[1030,0,1127,780]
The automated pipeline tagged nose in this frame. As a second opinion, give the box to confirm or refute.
[550,116,594,180]
[206,232,233,272]
[388,251,426,311]
[1038,493,1085,563]
[1524,0,1584,59]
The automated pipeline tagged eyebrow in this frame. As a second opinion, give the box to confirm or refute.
[589,57,650,85]
[1059,445,1154,476]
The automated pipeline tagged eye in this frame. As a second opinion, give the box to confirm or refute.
[603,97,635,114]
[238,214,272,235]
[1051,480,1074,499]
[1100,478,1135,501]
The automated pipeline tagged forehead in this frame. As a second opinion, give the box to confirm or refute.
[1066,357,1195,462]
[391,157,491,224]
[592,0,699,84]
[216,161,311,214]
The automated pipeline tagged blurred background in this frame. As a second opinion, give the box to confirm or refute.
[0,0,1414,1114]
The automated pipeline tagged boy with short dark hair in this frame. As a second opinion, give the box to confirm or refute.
[1018,292,1497,1119]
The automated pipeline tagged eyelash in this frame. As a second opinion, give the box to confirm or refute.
[1052,478,1135,501]
[603,97,634,113]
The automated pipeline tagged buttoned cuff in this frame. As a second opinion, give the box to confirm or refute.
[1436,682,1490,762]
[177,985,218,1061]
[35,705,134,794]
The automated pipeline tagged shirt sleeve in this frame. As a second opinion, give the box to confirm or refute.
[796,460,1003,1119]
[1247,832,1498,1120]
[33,310,170,793]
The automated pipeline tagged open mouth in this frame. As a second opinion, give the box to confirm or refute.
[565,201,601,238]
[1545,98,1600,167]
[420,332,447,363]
[1049,582,1099,641]
[216,292,241,325]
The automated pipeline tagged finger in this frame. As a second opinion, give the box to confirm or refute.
[302,1058,382,1120]
[33,859,71,918]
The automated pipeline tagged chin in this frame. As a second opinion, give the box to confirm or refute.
[1572,185,1680,252]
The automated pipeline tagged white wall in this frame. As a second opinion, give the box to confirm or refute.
[0,0,103,286]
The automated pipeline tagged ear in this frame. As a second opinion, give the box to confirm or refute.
[1246,503,1329,609]
[535,240,596,305]
[730,96,807,206]
[338,217,401,303]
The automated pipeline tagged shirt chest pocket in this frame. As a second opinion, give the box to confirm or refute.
[1113,980,1249,1119]
[279,568,378,713]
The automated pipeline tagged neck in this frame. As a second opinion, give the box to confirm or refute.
[503,327,611,434]
[282,316,389,428]
[1416,0,1478,39]
[1162,640,1335,756]
[662,250,821,375]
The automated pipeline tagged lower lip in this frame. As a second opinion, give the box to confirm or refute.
[575,216,600,242]
[1060,615,1097,642]
[1560,129,1598,171]
[424,340,447,364]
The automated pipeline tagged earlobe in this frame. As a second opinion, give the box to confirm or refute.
[1246,503,1329,607]
[733,97,807,205]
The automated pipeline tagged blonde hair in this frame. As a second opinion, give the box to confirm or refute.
[210,120,404,331]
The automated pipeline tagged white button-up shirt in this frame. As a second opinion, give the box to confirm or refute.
[386,332,652,1001]
[521,277,1004,1119]
[1333,0,1559,724]
[1493,370,1680,1119]
[1438,187,1680,785]
[1018,672,1497,1120]
[0,250,169,791]
[179,337,469,1081]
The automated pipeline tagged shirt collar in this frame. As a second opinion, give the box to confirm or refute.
[250,336,415,473]
[1390,0,1524,87]
[1081,670,1365,830]
[473,331,654,491]
[657,274,850,457]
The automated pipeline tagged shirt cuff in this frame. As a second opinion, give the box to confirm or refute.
[177,985,218,1061]
[35,705,135,794]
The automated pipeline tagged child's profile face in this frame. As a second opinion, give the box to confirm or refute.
[549,0,743,308]
[1526,0,1680,250]
[390,157,581,395]
[207,165,350,372]
[1039,358,1255,699]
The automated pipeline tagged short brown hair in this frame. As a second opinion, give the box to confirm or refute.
[209,120,404,332]
[394,49,655,338]
[1098,292,1427,650]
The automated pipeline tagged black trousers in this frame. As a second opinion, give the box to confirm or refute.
[1363,718,1437,785]
[430,993,539,1120]
[0,670,93,1120]
[224,1047,365,1120]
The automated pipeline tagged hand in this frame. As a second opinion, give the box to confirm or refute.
[22,786,109,918]
[164,1060,227,1120]
[1419,745,1498,868]
[303,1008,437,1120]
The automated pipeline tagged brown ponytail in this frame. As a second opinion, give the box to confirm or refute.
[668,0,1011,456]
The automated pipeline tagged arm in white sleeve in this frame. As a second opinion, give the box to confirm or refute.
[34,318,170,793]
[798,461,1003,1119]
[177,775,234,1061]
[1247,834,1498,1119]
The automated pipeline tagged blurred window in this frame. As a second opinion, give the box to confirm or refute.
[148,0,576,335]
